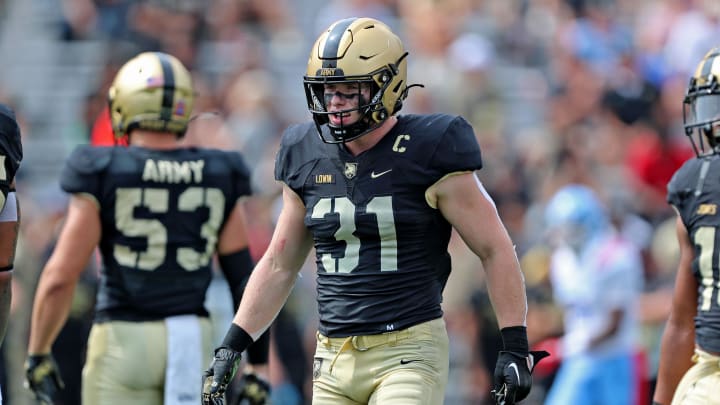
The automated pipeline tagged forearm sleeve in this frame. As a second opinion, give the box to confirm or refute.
[218,248,254,309]
[246,329,270,365]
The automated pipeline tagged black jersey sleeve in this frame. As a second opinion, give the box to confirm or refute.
[0,104,23,201]
[428,115,483,175]
[59,145,113,198]
[274,123,314,192]
[223,150,252,198]
[667,158,700,215]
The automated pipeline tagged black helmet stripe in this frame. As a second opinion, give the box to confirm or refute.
[321,18,356,69]
[156,52,175,121]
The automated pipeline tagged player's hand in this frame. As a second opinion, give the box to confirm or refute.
[202,347,243,405]
[236,372,271,405]
[492,350,549,404]
[24,354,65,404]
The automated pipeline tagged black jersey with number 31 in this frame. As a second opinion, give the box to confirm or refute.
[275,113,483,337]
[668,155,720,353]
[60,145,251,322]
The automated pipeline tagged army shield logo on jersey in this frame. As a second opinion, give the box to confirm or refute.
[344,163,358,179]
[313,358,323,379]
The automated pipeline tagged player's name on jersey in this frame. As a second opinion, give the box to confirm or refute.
[142,159,205,184]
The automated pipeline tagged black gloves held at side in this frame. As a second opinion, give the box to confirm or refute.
[492,349,549,404]
[202,347,243,405]
[491,325,550,404]
[25,353,65,404]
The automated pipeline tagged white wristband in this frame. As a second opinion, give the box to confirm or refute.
[0,191,18,222]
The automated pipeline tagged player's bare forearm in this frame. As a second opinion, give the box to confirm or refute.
[653,216,697,404]
[232,250,303,338]
[233,185,312,337]
[0,272,11,345]
[28,195,99,354]
[483,247,528,328]
[28,260,79,354]
[653,321,695,404]
[434,172,527,327]
[0,219,20,269]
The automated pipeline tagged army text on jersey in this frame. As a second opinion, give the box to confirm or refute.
[60,145,251,322]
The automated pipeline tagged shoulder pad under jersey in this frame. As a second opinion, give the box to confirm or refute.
[274,122,316,186]
[667,157,702,209]
[427,114,483,175]
[60,145,113,195]
[220,149,252,197]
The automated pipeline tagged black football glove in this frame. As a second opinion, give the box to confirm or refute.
[24,354,65,404]
[234,372,271,405]
[202,347,243,405]
[492,350,549,404]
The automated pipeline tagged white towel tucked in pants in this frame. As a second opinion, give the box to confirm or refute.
[164,315,202,405]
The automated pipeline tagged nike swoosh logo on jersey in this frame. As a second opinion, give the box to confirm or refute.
[370,169,392,178]
[400,358,422,365]
[508,363,520,382]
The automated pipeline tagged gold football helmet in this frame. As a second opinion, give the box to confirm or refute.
[684,47,720,156]
[108,52,195,140]
[304,17,419,143]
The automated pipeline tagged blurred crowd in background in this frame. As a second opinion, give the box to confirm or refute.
[0,0,716,403]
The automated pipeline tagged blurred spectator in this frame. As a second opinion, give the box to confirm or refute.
[544,184,644,405]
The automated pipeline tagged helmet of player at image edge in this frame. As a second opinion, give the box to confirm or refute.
[303,17,409,143]
[108,52,195,140]
[684,46,720,156]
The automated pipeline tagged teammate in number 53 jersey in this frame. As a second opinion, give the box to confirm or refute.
[203,17,547,405]
[25,52,270,405]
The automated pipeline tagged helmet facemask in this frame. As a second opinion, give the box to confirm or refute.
[683,77,720,156]
[304,64,402,143]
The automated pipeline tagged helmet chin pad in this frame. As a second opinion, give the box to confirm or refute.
[327,116,372,142]
[309,84,385,143]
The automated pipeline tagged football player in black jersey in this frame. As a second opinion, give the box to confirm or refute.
[0,103,22,351]
[203,17,547,405]
[25,52,269,405]
[654,48,720,405]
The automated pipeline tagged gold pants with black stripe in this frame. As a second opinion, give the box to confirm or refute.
[672,348,720,405]
[82,319,213,405]
[312,317,449,405]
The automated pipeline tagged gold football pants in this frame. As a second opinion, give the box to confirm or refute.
[672,348,720,405]
[312,317,450,405]
[82,319,213,405]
